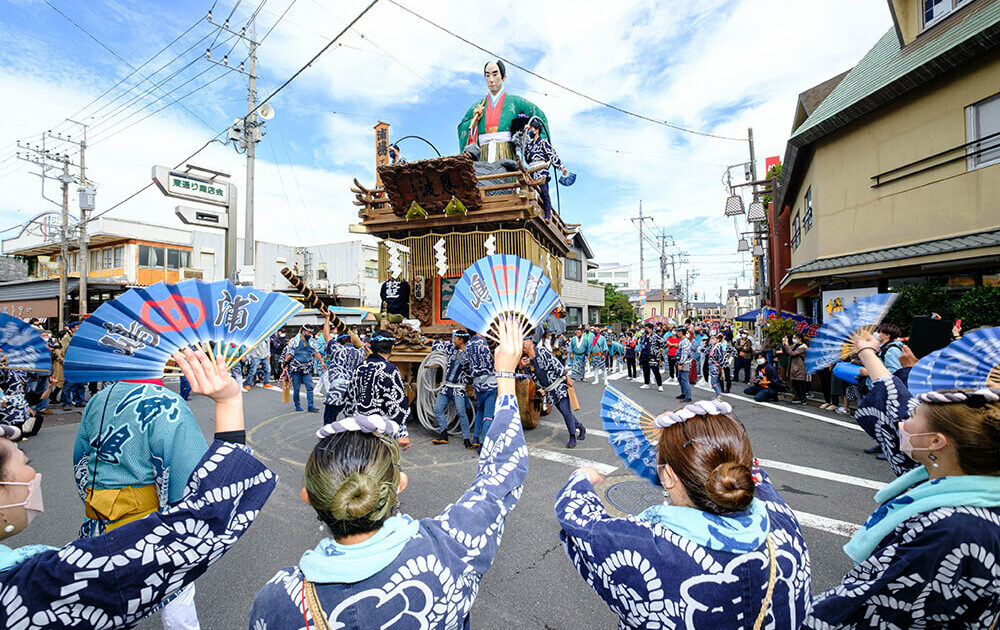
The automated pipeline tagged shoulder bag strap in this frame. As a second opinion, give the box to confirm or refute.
[752,534,777,630]
[302,580,332,630]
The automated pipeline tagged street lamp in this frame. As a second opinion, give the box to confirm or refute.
[737,237,749,252]
[747,200,767,222]
[724,194,745,216]
[751,243,765,257]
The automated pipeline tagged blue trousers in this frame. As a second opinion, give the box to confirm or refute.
[30,376,48,411]
[247,356,271,386]
[62,382,86,405]
[710,371,723,395]
[744,384,778,402]
[179,376,191,400]
[291,371,315,411]
[434,387,471,440]
[554,396,581,438]
[472,387,497,442]
[677,369,692,400]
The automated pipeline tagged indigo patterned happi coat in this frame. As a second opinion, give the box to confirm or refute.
[0,369,30,428]
[323,344,365,406]
[530,345,569,405]
[0,441,276,629]
[804,375,1000,629]
[344,354,411,437]
[431,340,471,389]
[555,471,812,629]
[249,394,528,629]
[464,335,495,394]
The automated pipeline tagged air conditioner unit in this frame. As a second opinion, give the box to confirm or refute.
[312,279,330,293]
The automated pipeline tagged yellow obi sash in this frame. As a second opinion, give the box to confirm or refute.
[84,485,159,531]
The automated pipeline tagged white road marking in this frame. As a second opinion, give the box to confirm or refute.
[792,510,860,537]
[757,458,886,490]
[685,382,863,431]
[529,448,618,475]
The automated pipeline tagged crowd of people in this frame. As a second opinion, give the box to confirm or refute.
[0,300,996,629]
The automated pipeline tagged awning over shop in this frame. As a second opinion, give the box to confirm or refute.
[0,279,79,319]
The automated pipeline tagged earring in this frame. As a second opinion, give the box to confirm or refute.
[928,453,939,468]
[1,513,14,534]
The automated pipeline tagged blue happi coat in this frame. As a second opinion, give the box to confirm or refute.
[803,375,1000,629]
[464,335,495,395]
[323,343,366,406]
[588,334,609,370]
[73,382,208,538]
[0,369,29,428]
[531,345,569,405]
[345,354,411,437]
[556,471,812,629]
[432,340,471,390]
[0,440,276,629]
[249,393,528,629]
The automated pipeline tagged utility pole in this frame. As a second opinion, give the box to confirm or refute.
[59,160,70,331]
[747,127,767,309]
[630,200,654,286]
[67,120,91,317]
[208,13,266,273]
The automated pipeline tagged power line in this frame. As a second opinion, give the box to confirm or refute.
[244,0,381,123]
[41,0,216,131]
[259,0,296,44]
[386,0,746,143]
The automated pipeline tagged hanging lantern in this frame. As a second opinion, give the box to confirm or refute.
[724,194,745,216]
[747,200,767,221]
[751,243,765,257]
[737,238,749,252]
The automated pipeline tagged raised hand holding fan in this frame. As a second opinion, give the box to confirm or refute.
[0,314,51,373]
[805,293,898,374]
[446,254,561,342]
[907,327,1000,395]
[64,279,302,383]
[601,385,660,486]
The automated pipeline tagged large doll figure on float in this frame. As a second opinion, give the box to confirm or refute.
[458,60,550,162]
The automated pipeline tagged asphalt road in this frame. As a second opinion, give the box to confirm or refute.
[15,368,894,629]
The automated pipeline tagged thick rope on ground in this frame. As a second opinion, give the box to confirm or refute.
[416,350,465,434]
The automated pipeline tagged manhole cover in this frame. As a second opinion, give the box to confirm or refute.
[604,480,665,515]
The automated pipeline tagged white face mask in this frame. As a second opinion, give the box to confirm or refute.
[898,422,936,459]
[0,473,44,526]
[756,358,766,366]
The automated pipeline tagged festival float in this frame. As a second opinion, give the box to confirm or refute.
[347,61,575,431]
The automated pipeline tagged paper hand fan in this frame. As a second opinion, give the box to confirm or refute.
[601,385,660,486]
[907,327,1000,395]
[804,293,898,374]
[0,314,51,373]
[64,279,302,383]
[558,172,576,186]
[446,254,561,340]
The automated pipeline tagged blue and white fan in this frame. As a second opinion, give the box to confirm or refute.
[0,314,51,373]
[907,327,1000,395]
[805,293,898,374]
[558,172,577,186]
[64,279,302,382]
[601,385,660,486]
[446,254,561,340]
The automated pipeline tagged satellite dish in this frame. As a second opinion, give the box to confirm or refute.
[259,104,275,120]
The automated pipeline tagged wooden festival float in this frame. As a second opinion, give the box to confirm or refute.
[348,122,575,430]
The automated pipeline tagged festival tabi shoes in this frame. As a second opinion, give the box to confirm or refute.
[464,438,475,449]
[432,431,449,445]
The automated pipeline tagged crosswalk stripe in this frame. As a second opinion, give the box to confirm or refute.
[529,448,618,475]
[757,458,886,490]
[793,510,860,537]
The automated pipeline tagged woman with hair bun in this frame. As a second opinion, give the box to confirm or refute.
[804,334,1000,629]
[555,398,811,629]
[250,317,528,629]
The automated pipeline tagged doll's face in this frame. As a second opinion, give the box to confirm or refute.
[484,62,504,95]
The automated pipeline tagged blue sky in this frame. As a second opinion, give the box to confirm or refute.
[0,0,892,301]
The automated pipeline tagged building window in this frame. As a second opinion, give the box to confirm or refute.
[90,251,99,270]
[803,187,813,233]
[791,213,801,249]
[967,92,1000,170]
[588,308,599,325]
[564,257,582,282]
[102,248,112,269]
[113,246,123,268]
[364,267,377,279]
[923,0,971,30]
[139,245,163,268]
[166,249,191,270]
[567,307,582,326]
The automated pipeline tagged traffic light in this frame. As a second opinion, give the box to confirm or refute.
[694,292,698,300]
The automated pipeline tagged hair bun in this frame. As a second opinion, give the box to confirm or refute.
[704,461,755,511]
[330,472,380,520]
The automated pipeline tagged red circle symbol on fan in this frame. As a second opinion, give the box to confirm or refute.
[140,296,206,332]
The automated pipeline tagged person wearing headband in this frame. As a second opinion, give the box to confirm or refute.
[0,349,276,629]
[465,330,497,450]
[522,333,586,448]
[428,330,474,449]
[804,333,1000,629]
[556,399,810,628]
[343,330,411,451]
[320,313,367,426]
[250,317,528,628]
[283,326,327,413]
